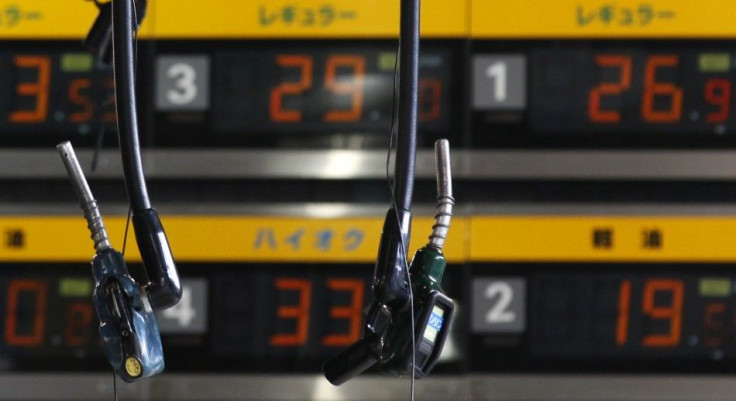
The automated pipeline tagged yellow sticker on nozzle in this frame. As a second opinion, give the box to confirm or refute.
[124,357,143,378]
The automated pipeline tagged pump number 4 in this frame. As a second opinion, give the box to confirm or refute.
[156,278,208,334]
[471,278,526,333]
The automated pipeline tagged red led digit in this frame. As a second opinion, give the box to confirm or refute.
[323,55,365,122]
[703,302,726,347]
[615,279,631,346]
[641,279,684,347]
[270,55,314,123]
[5,279,47,347]
[704,78,731,123]
[641,56,683,123]
[419,78,442,122]
[65,302,93,346]
[69,79,94,123]
[270,278,312,346]
[10,56,51,124]
[588,55,632,123]
[322,279,364,346]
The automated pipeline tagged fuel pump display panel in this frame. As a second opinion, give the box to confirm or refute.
[211,46,453,135]
[470,264,736,373]
[155,42,457,148]
[0,264,463,374]
[472,41,736,149]
[0,45,114,147]
[5,39,736,150]
[530,49,736,135]
[0,40,460,149]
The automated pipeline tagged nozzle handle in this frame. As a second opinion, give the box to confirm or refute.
[323,334,380,386]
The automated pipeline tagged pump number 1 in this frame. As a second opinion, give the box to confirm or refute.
[472,55,526,111]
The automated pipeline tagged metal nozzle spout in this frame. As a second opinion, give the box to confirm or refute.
[57,141,112,252]
[429,139,454,251]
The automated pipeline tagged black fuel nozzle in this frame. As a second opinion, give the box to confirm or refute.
[85,0,146,66]
[322,207,412,385]
[323,140,456,385]
[57,141,164,382]
[104,0,181,309]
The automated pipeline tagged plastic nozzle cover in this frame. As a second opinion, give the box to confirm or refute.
[323,334,380,386]
[92,248,164,381]
[132,209,182,309]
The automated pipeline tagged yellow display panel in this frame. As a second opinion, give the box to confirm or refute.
[153,0,467,38]
[0,216,467,263]
[0,0,467,39]
[471,0,736,38]
[0,0,153,39]
[471,216,736,262]
[5,0,736,39]
[7,215,736,263]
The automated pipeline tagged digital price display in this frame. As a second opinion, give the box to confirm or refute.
[0,48,114,146]
[0,264,461,373]
[210,46,453,136]
[154,43,456,147]
[0,273,99,358]
[472,42,736,148]
[530,49,736,134]
[471,265,736,373]
[207,265,371,365]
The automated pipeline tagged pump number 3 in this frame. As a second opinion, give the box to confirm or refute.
[156,55,210,111]
[471,278,526,333]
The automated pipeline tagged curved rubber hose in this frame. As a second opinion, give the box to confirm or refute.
[112,0,150,211]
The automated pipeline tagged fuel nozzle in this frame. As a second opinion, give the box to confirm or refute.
[58,141,164,382]
[323,139,456,385]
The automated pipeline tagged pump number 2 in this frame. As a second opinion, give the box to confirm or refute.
[156,55,210,111]
[471,278,526,333]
